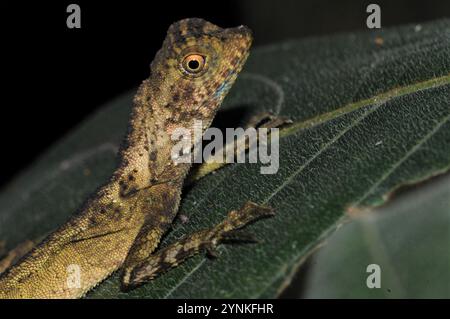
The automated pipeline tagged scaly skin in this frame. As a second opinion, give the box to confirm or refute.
[0,18,270,298]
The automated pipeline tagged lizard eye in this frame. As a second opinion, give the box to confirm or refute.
[182,54,206,75]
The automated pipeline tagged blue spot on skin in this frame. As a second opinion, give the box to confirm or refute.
[214,70,235,99]
[214,82,229,98]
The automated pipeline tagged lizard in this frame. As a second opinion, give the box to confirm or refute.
[0,18,276,298]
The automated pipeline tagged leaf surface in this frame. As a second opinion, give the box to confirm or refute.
[0,19,449,298]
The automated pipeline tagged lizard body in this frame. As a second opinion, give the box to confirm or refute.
[0,18,273,298]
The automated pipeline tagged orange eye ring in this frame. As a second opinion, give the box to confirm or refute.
[182,54,206,74]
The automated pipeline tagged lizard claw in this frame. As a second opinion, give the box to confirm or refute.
[246,112,292,129]
[205,244,220,258]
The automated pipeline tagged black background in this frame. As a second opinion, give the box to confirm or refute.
[2,0,449,188]
[0,298,446,316]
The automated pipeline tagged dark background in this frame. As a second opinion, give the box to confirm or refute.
[1,0,449,188]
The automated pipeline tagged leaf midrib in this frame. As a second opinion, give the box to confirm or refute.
[281,74,450,138]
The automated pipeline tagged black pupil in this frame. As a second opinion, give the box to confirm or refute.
[188,59,200,70]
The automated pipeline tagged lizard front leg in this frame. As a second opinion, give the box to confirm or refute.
[119,181,183,288]
[120,201,274,291]
[187,112,291,183]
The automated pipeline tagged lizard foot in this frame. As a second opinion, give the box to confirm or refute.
[246,112,292,130]
[120,201,274,291]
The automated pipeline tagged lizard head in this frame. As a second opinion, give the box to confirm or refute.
[148,18,253,130]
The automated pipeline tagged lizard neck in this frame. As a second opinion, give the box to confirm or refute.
[114,79,193,195]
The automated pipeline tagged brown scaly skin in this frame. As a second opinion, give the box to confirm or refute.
[0,18,274,298]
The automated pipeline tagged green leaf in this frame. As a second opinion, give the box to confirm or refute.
[1,19,449,298]
[296,174,450,298]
